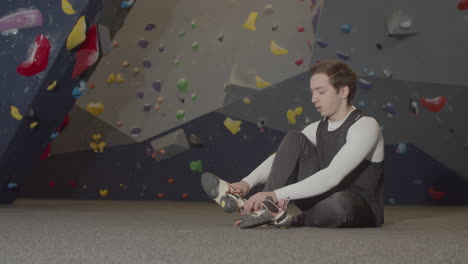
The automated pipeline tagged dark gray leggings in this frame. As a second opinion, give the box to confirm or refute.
[262,131,377,228]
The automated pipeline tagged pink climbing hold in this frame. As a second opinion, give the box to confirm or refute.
[0,9,43,33]
[295,58,303,66]
[72,24,99,79]
[17,34,51,76]
[297,25,304,32]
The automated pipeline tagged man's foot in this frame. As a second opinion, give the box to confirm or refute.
[237,196,293,229]
[201,172,246,213]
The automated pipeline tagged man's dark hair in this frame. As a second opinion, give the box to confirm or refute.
[310,60,357,102]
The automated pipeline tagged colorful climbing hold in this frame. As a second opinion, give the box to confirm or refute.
[336,51,350,60]
[256,75,272,88]
[428,187,446,201]
[99,189,109,197]
[47,80,57,91]
[191,93,198,102]
[116,73,125,83]
[92,134,103,141]
[144,104,151,112]
[191,19,197,30]
[358,78,372,90]
[189,133,204,148]
[138,39,149,48]
[133,67,140,75]
[297,25,305,32]
[157,193,165,199]
[86,102,105,116]
[264,4,274,15]
[67,16,86,50]
[30,122,39,128]
[383,68,392,78]
[243,12,258,31]
[121,0,135,8]
[179,29,185,37]
[112,40,119,47]
[182,193,189,199]
[271,40,289,55]
[116,121,123,127]
[381,103,396,118]
[131,128,142,137]
[458,0,468,10]
[224,117,242,135]
[61,0,76,15]
[409,96,419,115]
[316,39,328,48]
[72,24,99,79]
[136,90,144,99]
[158,44,165,52]
[7,183,18,190]
[0,9,43,34]
[218,32,224,42]
[142,59,152,68]
[177,78,189,92]
[72,80,87,99]
[243,98,251,104]
[145,23,156,31]
[17,34,50,76]
[10,106,23,120]
[191,41,200,51]
[340,24,352,33]
[272,24,279,31]
[358,100,366,108]
[420,96,446,112]
[176,110,185,120]
[107,73,115,84]
[168,178,175,184]
[48,181,56,188]
[287,107,303,124]
[396,142,407,154]
[122,60,129,67]
[157,96,164,104]
[295,58,304,66]
[190,160,203,173]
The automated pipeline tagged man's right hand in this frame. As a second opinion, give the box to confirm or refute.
[230,180,250,197]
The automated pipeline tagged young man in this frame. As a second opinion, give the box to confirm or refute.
[202,60,384,229]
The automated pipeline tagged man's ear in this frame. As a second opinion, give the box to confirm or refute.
[339,85,350,99]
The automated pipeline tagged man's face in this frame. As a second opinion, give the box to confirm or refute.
[310,73,345,118]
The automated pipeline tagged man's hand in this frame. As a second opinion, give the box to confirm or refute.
[230,180,250,197]
[243,191,278,213]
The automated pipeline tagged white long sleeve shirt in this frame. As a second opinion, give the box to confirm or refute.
[242,109,384,201]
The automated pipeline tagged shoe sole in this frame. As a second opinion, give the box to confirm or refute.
[201,172,239,213]
[239,210,274,229]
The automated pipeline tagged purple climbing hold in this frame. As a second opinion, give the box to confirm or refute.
[138,39,148,48]
[158,45,165,52]
[152,80,162,92]
[316,39,328,48]
[142,59,152,68]
[382,103,396,117]
[336,51,350,61]
[143,104,151,112]
[358,78,372,90]
[131,128,142,136]
[145,23,156,31]
[136,90,144,99]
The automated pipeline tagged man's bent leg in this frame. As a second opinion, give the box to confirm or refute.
[262,131,320,192]
[294,191,377,228]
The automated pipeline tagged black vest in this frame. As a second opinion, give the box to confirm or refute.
[316,109,384,226]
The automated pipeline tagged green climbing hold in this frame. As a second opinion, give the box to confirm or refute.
[177,78,189,92]
[190,160,203,173]
[176,109,185,120]
[174,59,180,66]
[191,93,198,102]
[191,20,197,30]
[179,30,185,37]
[192,41,199,51]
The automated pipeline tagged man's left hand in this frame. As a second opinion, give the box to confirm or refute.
[243,191,278,213]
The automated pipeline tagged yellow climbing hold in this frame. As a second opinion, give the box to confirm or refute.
[98,141,106,152]
[287,107,303,124]
[224,117,242,135]
[107,73,115,83]
[61,0,76,15]
[243,98,251,104]
[243,12,258,31]
[221,200,226,208]
[256,75,272,88]
[99,189,109,197]
[10,106,23,120]
[47,80,57,91]
[90,142,98,152]
[86,102,105,116]
[116,73,125,83]
[271,40,289,55]
[30,122,39,128]
[66,16,86,50]
[92,134,103,141]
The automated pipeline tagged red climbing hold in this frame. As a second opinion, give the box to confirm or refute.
[458,0,468,10]
[297,25,304,32]
[295,58,304,66]
[17,34,51,76]
[420,96,447,112]
[157,193,165,199]
[428,187,446,201]
[72,24,99,79]
[167,178,174,184]
[48,181,56,188]
[69,180,77,188]
[182,193,189,199]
